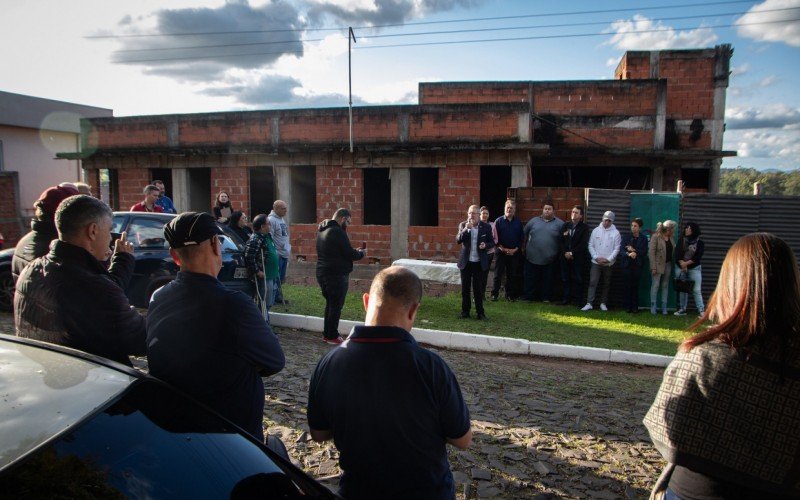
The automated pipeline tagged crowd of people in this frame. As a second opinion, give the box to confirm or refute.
[7,182,799,498]
[459,198,707,319]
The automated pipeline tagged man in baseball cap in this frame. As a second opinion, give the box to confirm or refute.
[582,210,621,312]
[12,184,80,281]
[147,212,286,444]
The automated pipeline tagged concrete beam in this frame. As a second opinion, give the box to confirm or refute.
[390,167,410,260]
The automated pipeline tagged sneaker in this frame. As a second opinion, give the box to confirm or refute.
[323,336,345,345]
[674,309,686,316]
[581,303,593,311]
[599,303,608,311]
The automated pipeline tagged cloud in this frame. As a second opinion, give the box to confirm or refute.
[758,75,778,87]
[730,63,750,76]
[306,0,483,26]
[201,72,364,108]
[726,104,800,129]
[112,1,305,80]
[735,0,800,47]
[726,129,800,159]
[605,57,619,68]
[604,15,717,50]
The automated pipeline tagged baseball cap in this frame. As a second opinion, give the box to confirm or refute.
[602,211,615,222]
[35,185,80,215]
[164,212,222,249]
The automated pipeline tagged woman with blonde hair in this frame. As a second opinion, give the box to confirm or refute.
[644,233,800,499]
[648,220,676,315]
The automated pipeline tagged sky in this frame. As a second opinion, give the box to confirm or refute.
[1,0,798,171]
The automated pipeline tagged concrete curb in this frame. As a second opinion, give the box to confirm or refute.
[270,313,673,368]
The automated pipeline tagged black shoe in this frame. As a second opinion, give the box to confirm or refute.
[459,312,470,319]
[559,300,570,305]
[476,313,487,320]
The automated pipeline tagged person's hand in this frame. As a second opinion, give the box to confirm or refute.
[565,251,573,260]
[630,251,637,259]
[596,257,608,264]
[361,248,368,256]
[114,231,134,256]
[479,242,486,250]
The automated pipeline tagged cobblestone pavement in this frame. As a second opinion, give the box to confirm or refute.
[1,314,668,499]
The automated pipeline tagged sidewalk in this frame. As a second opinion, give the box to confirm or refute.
[270,312,673,368]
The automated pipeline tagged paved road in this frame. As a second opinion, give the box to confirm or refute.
[1,314,668,498]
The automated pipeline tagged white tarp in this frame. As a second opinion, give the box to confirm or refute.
[392,259,461,285]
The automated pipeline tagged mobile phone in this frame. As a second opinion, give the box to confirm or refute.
[361,241,367,250]
[110,232,122,250]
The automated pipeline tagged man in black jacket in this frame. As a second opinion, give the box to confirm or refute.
[559,205,590,307]
[457,204,495,320]
[316,208,366,344]
[12,184,79,282]
[14,195,146,366]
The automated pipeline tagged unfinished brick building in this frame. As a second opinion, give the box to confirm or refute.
[67,45,735,263]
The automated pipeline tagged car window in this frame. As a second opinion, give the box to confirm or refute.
[0,341,136,469]
[218,234,240,253]
[111,215,127,234]
[128,218,168,249]
[0,379,331,499]
[219,225,245,251]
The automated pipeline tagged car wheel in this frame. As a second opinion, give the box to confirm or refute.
[0,268,14,312]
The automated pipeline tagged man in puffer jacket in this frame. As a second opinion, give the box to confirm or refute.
[582,211,621,312]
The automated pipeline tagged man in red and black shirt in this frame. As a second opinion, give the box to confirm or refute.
[308,266,472,499]
[130,185,164,213]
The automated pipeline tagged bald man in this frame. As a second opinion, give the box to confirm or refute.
[308,266,472,499]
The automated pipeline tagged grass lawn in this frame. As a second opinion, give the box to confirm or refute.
[279,284,699,356]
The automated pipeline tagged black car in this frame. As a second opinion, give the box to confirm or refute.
[0,334,336,498]
[0,212,255,310]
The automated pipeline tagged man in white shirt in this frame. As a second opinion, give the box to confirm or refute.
[268,200,291,304]
[582,211,621,312]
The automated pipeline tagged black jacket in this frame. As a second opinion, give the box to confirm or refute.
[316,219,364,276]
[559,221,590,261]
[14,240,146,366]
[12,218,58,282]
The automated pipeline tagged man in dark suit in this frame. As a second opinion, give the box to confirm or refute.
[456,204,495,320]
[559,205,590,306]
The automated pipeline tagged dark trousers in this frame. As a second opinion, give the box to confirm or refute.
[492,251,519,299]
[481,253,494,299]
[623,266,644,311]
[560,257,586,305]
[460,261,484,316]
[317,273,349,340]
[523,260,556,301]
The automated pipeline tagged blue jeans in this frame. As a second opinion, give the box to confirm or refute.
[255,276,277,322]
[675,265,704,313]
[275,257,288,301]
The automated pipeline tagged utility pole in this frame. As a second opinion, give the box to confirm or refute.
[348,27,356,153]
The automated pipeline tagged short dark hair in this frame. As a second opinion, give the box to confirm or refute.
[252,214,269,231]
[55,195,113,239]
[542,200,554,209]
[632,217,644,228]
[143,184,159,195]
[572,205,584,215]
[369,266,423,308]
[333,208,351,220]
[685,221,701,237]
[151,179,164,186]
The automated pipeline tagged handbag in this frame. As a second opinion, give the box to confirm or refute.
[674,272,695,293]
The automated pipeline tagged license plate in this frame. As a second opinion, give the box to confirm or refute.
[234,267,249,279]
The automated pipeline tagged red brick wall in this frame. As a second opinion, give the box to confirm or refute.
[117,168,151,210]
[89,122,169,149]
[408,226,458,261]
[615,53,650,80]
[211,167,249,212]
[659,56,715,119]
[180,117,270,146]
[288,223,391,264]
[533,83,658,116]
[85,170,102,199]
[316,166,363,223]
[419,83,529,104]
[0,174,23,248]
[511,187,586,223]
[408,111,519,141]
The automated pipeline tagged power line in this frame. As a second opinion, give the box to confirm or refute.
[113,7,796,55]
[112,18,799,64]
[356,18,800,51]
[89,0,756,39]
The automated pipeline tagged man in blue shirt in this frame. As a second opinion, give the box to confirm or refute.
[147,212,285,442]
[491,199,524,301]
[152,179,177,214]
[308,266,472,499]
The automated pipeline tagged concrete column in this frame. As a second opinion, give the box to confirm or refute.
[172,168,189,212]
[511,165,528,188]
[274,165,292,224]
[709,44,732,194]
[390,167,410,261]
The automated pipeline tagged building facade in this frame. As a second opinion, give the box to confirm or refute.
[68,45,735,263]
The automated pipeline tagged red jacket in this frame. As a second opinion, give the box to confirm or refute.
[130,202,164,213]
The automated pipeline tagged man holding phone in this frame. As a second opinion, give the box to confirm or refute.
[15,195,146,366]
[315,208,366,344]
[456,204,495,320]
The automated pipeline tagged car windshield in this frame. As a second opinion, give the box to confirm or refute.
[128,217,169,249]
[0,339,136,469]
